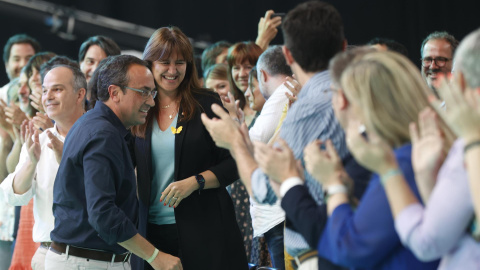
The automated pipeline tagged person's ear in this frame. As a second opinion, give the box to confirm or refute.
[342,39,348,52]
[456,71,467,91]
[337,89,349,110]
[260,69,268,83]
[108,85,121,102]
[282,46,294,66]
[77,88,86,104]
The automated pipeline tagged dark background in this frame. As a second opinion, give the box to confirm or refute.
[0,0,478,85]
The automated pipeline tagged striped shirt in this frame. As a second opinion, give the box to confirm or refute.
[251,70,348,255]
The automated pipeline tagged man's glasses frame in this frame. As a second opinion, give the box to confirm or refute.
[420,57,451,67]
[122,85,157,99]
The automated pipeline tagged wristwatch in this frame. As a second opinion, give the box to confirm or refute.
[195,174,205,194]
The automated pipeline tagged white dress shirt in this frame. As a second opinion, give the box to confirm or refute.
[0,81,15,241]
[1,126,63,242]
[249,84,292,142]
[248,83,291,237]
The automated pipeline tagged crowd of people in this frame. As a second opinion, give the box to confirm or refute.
[0,1,479,270]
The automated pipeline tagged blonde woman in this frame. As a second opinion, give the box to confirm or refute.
[354,29,480,269]
[312,51,454,269]
[254,50,451,269]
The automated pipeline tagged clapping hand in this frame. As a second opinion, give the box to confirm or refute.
[201,103,242,151]
[346,120,397,175]
[0,100,13,135]
[284,75,302,107]
[221,92,244,124]
[46,130,63,164]
[431,74,480,141]
[410,108,446,184]
[32,112,54,132]
[23,120,41,164]
[29,87,45,113]
[304,139,345,187]
[253,139,302,184]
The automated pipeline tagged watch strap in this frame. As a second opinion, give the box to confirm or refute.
[195,174,205,194]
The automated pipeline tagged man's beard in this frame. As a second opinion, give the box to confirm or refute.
[20,101,33,116]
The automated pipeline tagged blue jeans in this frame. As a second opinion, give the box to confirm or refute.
[263,222,285,270]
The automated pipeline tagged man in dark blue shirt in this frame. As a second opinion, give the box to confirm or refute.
[46,55,182,270]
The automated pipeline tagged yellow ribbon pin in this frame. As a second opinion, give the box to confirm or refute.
[171,126,183,134]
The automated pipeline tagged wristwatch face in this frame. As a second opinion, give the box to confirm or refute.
[195,174,205,191]
[195,174,205,184]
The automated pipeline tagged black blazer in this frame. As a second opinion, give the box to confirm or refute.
[132,91,248,270]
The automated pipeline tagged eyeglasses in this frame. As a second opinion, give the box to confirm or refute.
[420,57,451,67]
[123,86,157,99]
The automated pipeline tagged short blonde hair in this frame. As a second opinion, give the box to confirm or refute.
[341,51,454,147]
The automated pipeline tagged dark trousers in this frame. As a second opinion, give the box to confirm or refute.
[145,223,180,270]
[264,222,285,270]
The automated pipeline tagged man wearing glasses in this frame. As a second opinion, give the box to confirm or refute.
[45,55,182,270]
[420,31,459,93]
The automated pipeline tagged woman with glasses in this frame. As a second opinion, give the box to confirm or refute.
[131,26,248,270]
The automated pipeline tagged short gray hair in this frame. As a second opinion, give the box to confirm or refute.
[256,45,292,77]
[420,31,459,58]
[49,64,87,93]
[454,28,480,88]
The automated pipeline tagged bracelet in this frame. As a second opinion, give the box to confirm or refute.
[380,169,402,185]
[323,184,348,204]
[146,248,159,263]
[464,140,480,155]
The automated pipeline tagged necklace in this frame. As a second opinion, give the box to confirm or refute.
[160,103,172,109]
[169,108,179,119]
[160,99,176,109]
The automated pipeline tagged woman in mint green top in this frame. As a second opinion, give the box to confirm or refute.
[132,26,248,270]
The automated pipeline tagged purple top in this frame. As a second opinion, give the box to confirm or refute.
[395,139,480,269]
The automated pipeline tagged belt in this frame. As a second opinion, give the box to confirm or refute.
[40,242,52,248]
[292,249,318,269]
[50,241,130,263]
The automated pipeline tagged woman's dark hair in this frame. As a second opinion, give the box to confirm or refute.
[132,26,210,138]
[78,35,121,62]
[24,52,56,79]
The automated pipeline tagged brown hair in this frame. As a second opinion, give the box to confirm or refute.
[204,63,228,81]
[226,42,263,109]
[132,26,206,138]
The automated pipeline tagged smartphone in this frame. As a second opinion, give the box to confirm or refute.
[272,13,286,18]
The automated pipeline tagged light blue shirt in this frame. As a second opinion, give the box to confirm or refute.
[149,115,178,225]
[251,71,348,255]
